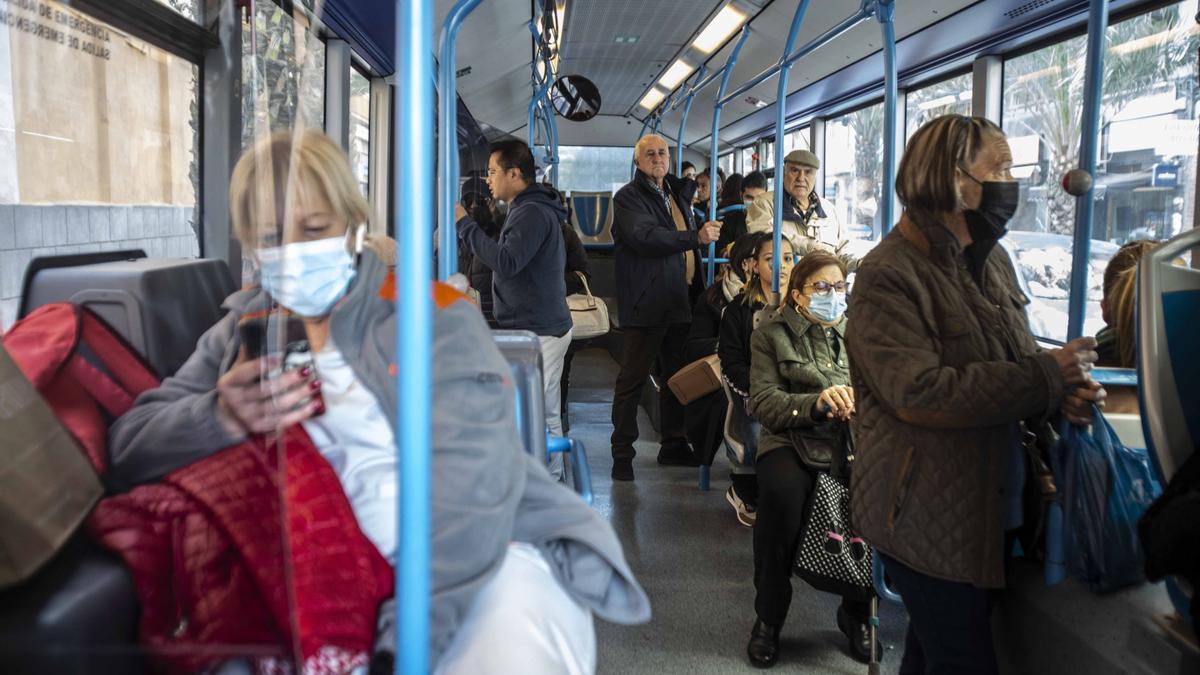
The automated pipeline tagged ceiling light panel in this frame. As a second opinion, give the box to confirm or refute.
[693,5,748,54]
[658,59,694,90]
[639,87,667,110]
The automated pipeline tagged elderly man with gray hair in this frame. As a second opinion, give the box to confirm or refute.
[746,149,844,253]
[608,134,722,482]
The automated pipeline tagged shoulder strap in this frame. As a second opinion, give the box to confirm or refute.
[67,307,160,418]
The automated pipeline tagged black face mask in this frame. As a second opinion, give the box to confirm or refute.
[960,168,1019,242]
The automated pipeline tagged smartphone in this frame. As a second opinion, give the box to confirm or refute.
[237,313,324,417]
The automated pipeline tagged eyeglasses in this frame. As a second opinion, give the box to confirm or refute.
[804,280,848,295]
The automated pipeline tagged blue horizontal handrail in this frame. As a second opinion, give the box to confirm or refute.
[547,436,594,505]
[1092,367,1137,387]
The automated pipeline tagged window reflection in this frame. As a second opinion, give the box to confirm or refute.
[241,1,326,149]
[349,68,371,197]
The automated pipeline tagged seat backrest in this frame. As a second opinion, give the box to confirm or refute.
[20,255,237,378]
[569,192,615,249]
[1137,227,1200,484]
[491,330,547,462]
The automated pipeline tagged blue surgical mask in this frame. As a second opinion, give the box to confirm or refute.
[257,231,358,317]
[806,291,847,323]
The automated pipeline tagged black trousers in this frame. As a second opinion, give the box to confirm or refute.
[610,323,689,459]
[880,553,999,675]
[560,341,580,430]
[754,449,869,626]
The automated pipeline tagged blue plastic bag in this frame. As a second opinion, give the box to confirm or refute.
[1053,406,1163,593]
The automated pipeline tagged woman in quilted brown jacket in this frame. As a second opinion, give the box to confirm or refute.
[845,115,1106,674]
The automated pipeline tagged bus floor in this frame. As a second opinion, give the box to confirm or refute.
[564,348,910,674]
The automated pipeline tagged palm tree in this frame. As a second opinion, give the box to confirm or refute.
[1003,5,1196,235]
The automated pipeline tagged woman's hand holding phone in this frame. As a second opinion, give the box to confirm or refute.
[216,354,323,437]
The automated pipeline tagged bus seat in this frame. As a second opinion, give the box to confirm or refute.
[492,331,591,496]
[1137,226,1200,484]
[0,533,141,674]
[569,192,615,251]
[492,330,547,463]
[1137,226,1200,630]
[20,254,237,379]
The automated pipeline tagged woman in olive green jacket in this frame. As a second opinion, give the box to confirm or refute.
[744,251,873,668]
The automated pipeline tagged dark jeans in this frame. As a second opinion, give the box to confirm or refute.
[879,553,998,675]
[754,449,869,625]
[610,323,689,459]
[560,342,580,431]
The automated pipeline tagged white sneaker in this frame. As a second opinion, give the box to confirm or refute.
[726,486,757,527]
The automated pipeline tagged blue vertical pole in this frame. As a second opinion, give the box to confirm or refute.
[545,99,560,185]
[676,66,708,176]
[876,0,897,238]
[707,25,752,284]
[1068,0,1109,341]
[395,0,433,672]
[771,0,811,295]
[437,0,485,281]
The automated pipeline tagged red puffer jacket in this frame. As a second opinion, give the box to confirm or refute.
[88,425,394,674]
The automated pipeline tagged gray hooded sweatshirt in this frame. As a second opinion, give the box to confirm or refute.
[107,250,650,665]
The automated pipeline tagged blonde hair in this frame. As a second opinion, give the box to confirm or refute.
[896,114,1004,222]
[1110,264,1140,368]
[229,129,370,248]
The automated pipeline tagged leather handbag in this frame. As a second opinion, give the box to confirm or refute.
[566,272,610,340]
[787,420,842,471]
[667,353,722,405]
[793,421,874,603]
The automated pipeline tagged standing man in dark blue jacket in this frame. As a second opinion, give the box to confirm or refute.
[456,140,573,477]
[609,134,722,481]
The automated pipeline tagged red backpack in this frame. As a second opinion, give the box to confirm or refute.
[2,303,161,473]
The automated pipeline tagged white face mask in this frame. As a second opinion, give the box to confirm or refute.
[257,228,361,317]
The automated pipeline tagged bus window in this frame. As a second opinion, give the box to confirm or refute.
[824,102,884,255]
[905,72,972,144]
[1003,0,1199,341]
[0,0,200,330]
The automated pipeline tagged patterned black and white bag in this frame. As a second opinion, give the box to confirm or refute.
[792,423,874,603]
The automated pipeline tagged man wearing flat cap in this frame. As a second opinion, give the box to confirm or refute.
[746,149,844,253]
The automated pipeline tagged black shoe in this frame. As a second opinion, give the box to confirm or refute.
[746,619,781,668]
[611,457,634,481]
[656,443,700,467]
[837,604,882,663]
